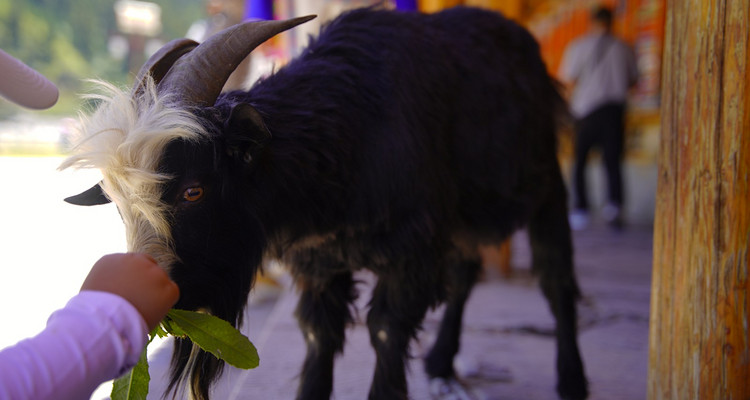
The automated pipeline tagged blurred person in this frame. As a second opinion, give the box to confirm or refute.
[558,5,638,230]
[0,50,179,400]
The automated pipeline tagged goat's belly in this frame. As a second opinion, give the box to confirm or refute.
[278,225,449,277]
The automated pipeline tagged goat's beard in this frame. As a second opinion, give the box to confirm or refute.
[168,338,224,400]
[165,282,252,400]
[165,256,260,400]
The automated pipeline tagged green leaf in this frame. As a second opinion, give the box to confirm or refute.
[108,309,259,400]
[166,309,259,369]
[161,317,187,338]
[111,346,150,400]
[150,324,169,339]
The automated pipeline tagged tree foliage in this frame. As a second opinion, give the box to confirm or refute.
[0,0,204,114]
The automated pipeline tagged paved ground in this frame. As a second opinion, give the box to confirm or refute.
[145,222,653,400]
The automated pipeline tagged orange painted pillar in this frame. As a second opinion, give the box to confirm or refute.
[418,0,461,13]
[478,241,512,279]
[648,1,750,398]
[464,0,522,19]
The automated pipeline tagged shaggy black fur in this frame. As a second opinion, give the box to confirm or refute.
[156,6,587,400]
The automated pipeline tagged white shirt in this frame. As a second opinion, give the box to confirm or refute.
[558,32,638,118]
[0,291,147,400]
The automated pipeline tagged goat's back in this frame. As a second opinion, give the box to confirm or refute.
[242,6,565,243]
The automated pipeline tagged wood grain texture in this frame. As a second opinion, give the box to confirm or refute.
[649,1,750,398]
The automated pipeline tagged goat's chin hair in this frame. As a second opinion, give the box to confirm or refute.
[166,338,224,400]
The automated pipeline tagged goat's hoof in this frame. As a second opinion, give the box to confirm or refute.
[560,395,588,400]
[557,381,589,400]
[428,377,484,400]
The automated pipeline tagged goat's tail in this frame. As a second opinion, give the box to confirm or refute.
[166,339,224,400]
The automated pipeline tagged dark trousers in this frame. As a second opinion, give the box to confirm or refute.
[572,102,625,211]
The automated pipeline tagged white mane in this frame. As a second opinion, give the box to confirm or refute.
[60,78,206,268]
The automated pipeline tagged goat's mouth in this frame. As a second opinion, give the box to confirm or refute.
[167,263,252,327]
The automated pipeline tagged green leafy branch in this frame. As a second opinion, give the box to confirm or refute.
[111,309,259,400]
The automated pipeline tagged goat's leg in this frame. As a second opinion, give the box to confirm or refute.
[528,175,588,400]
[367,274,436,400]
[294,271,356,400]
[424,257,481,379]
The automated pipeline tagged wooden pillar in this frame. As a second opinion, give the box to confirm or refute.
[648,1,750,399]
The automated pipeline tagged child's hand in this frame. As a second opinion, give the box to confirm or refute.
[80,253,180,331]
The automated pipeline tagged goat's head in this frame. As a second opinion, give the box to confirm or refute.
[60,15,314,399]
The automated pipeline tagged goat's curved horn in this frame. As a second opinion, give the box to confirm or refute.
[132,38,199,97]
[157,15,316,107]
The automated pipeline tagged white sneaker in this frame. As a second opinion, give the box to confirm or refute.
[569,210,590,231]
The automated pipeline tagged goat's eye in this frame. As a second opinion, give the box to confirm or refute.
[183,187,204,202]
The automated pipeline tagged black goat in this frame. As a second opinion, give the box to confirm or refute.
[62,6,587,400]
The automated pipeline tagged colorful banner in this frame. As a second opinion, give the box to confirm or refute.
[395,0,418,11]
[245,0,273,20]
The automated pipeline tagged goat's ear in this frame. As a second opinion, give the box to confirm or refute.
[64,182,111,206]
[224,103,271,165]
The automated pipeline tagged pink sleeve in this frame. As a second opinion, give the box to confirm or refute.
[0,291,148,400]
